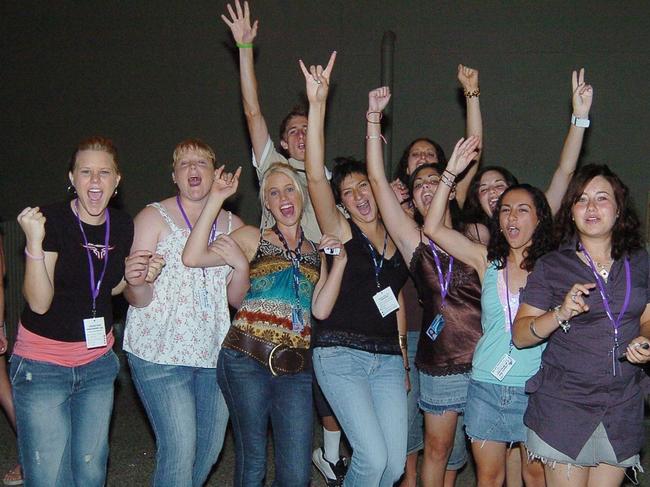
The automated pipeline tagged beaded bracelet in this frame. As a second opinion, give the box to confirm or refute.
[365,134,387,144]
[440,173,456,189]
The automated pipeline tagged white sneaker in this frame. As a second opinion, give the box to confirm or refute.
[312,447,347,486]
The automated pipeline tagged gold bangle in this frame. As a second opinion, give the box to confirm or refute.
[464,89,480,98]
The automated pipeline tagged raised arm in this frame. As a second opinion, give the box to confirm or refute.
[545,68,593,215]
[422,137,487,275]
[456,64,483,207]
[221,1,268,162]
[300,52,348,238]
[17,207,57,315]
[366,87,420,258]
[182,166,242,268]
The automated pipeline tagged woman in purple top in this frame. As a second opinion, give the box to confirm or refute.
[513,164,650,486]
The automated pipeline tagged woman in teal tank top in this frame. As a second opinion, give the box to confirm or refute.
[424,137,556,487]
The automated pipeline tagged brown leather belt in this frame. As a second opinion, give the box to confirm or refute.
[222,326,311,376]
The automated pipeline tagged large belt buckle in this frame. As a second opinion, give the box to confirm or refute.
[268,344,283,376]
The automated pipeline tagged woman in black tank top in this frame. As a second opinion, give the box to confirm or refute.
[301,55,409,487]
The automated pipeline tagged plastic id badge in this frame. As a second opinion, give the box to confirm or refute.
[426,314,445,341]
[198,288,211,311]
[491,353,516,381]
[84,317,107,349]
[373,287,400,318]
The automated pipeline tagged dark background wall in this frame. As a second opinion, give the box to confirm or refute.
[2,0,649,233]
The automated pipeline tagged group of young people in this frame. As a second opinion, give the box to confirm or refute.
[2,2,650,487]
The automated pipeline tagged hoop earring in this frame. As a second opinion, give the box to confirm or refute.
[67,185,77,195]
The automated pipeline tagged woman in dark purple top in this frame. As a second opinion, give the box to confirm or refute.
[513,164,650,486]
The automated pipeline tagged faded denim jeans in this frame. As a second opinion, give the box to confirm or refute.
[10,350,119,487]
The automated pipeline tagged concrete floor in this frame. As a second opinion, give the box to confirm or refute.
[1,364,649,486]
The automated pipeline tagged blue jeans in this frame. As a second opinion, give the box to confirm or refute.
[406,331,423,454]
[313,346,407,487]
[217,348,313,487]
[10,350,119,487]
[127,353,229,487]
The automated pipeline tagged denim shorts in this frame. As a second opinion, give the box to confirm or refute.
[418,371,470,415]
[464,379,528,444]
[526,423,641,469]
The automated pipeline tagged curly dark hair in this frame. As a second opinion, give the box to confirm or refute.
[463,165,519,226]
[330,156,367,205]
[395,138,447,185]
[553,164,643,259]
[487,184,556,272]
[408,163,463,231]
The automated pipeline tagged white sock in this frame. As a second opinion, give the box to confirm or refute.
[323,428,341,464]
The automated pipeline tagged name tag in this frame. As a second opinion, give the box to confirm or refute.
[84,317,107,349]
[491,353,516,381]
[426,314,445,341]
[373,287,400,318]
[198,288,211,311]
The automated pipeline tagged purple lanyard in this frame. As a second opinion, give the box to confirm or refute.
[427,240,453,306]
[579,244,631,346]
[358,229,388,289]
[176,196,217,243]
[503,262,517,353]
[74,201,110,316]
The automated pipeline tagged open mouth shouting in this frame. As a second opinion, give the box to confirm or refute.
[279,203,295,218]
[188,176,202,187]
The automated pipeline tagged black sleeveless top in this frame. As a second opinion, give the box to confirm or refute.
[312,221,408,355]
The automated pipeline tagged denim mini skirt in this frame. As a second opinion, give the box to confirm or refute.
[464,378,528,444]
[418,371,470,415]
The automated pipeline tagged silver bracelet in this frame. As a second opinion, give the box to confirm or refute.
[553,305,571,333]
[529,319,549,340]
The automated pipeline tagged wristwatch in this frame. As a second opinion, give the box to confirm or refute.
[571,114,590,128]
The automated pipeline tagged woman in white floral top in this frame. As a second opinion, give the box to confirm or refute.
[123,139,245,487]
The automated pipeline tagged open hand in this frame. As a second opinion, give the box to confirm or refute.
[209,234,248,270]
[221,0,258,45]
[445,136,481,176]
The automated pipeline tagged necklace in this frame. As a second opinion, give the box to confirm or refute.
[595,261,610,280]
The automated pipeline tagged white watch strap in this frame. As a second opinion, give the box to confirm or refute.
[571,114,590,128]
